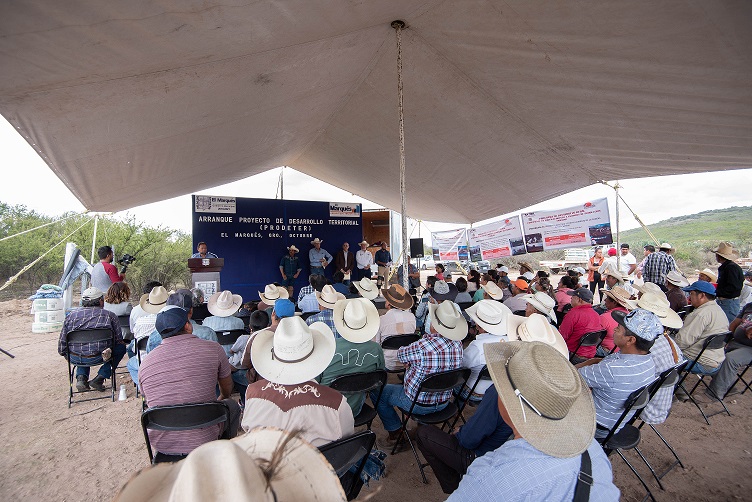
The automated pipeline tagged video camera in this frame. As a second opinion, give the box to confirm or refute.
[117,253,136,274]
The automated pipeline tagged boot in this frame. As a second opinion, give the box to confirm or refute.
[90,375,106,392]
[76,375,90,392]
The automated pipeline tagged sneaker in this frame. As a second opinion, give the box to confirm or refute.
[90,376,106,392]
[76,375,90,392]
[674,388,690,402]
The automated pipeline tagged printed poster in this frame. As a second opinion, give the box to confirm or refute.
[431,228,468,261]
[521,198,612,252]
[468,217,526,260]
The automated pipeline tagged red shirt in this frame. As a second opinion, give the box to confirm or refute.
[599,307,628,351]
[101,260,122,283]
[559,304,602,358]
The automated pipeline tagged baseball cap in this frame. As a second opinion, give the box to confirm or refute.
[574,267,586,275]
[273,298,295,318]
[167,289,193,310]
[682,280,717,296]
[497,265,509,273]
[611,308,662,341]
[156,305,190,337]
[81,287,103,301]
[566,287,594,303]
[744,269,752,278]
[607,248,617,256]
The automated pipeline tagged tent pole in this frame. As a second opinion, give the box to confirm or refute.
[90,214,99,264]
[615,182,621,273]
[393,20,409,290]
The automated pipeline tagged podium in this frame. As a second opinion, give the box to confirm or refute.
[188,258,224,298]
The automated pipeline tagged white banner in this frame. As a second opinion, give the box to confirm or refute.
[521,198,612,252]
[468,217,526,260]
[431,228,468,261]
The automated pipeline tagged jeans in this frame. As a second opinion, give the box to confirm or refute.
[716,298,740,324]
[416,425,476,494]
[231,370,249,407]
[70,344,127,379]
[127,356,140,386]
[371,384,449,432]
[708,342,752,398]
[685,360,720,375]
[311,266,325,277]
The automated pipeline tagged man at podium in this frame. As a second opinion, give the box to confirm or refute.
[191,241,219,259]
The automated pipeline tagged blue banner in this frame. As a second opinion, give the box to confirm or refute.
[192,196,363,302]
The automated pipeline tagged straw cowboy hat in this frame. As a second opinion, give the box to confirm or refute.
[310,238,324,245]
[626,292,682,330]
[600,285,633,310]
[713,241,739,261]
[114,427,346,502]
[316,285,346,309]
[140,286,169,314]
[207,290,243,317]
[508,314,569,358]
[287,245,300,253]
[353,277,379,300]
[428,301,468,341]
[358,240,369,246]
[251,316,336,385]
[484,341,596,458]
[522,292,557,324]
[465,300,513,336]
[333,298,380,343]
[665,270,689,288]
[518,262,535,274]
[695,268,718,283]
[259,284,289,305]
[382,284,414,310]
[659,243,673,250]
[431,280,458,302]
[602,268,625,284]
[481,281,505,300]
[633,282,665,298]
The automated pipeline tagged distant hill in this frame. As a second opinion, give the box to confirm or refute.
[618,206,752,269]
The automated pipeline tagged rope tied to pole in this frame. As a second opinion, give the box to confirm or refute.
[392,20,410,290]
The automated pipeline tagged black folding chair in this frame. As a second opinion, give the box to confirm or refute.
[319,430,376,501]
[634,360,689,489]
[134,336,150,399]
[329,370,388,429]
[141,401,231,464]
[118,315,133,341]
[66,328,117,407]
[598,380,660,502]
[455,301,474,312]
[381,334,420,375]
[675,331,732,424]
[569,329,607,363]
[390,368,471,484]
[512,309,526,316]
[728,360,752,396]
[451,365,491,429]
[300,311,316,321]
[677,305,694,321]
[191,304,210,324]
[215,329,245,346]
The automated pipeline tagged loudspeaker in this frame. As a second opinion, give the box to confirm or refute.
[410,238,424,258]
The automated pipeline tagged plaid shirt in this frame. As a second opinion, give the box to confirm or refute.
[398,333,463,404]
[57,307,123,357]
[297,285,314,304]
[306,308,341,338]
[642,251,676,285]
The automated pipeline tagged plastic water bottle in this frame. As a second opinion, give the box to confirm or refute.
[118,384,127,401]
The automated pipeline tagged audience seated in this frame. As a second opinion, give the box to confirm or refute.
[454,277,473,304]
[522,291,557,325]
[103,282,133,317]
[665,270,690,312]
[129,280,162,331]
[415,276,437,330]
[559,288,601,363]
[372,284,416,370]
[502,279,529,312]
[306,284,346,338]
[555,276,576,312]
[202,290,245,357]
[596,286,631,356]
[708,301,752,399]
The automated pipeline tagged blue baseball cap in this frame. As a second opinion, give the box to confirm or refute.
[681,280,716,296]
[273,299,295,319]
[611,308,662,341]
[156,305,190,337]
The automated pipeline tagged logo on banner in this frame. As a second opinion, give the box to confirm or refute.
[584,202,594,208]
[329,202,361,218]
[195,195,237,213]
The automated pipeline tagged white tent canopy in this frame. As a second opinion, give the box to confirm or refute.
[1,1,751,223]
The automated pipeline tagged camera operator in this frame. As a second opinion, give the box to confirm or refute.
[91,245,126,293]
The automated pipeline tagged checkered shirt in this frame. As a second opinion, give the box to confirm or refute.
[306,308,341,338]
[641,334,683,424]
[297,285,314,304]
[641,251,676,285]
[57,307,123,356]
[398,333,463,404]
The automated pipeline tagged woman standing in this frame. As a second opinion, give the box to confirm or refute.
[587,247,605,295]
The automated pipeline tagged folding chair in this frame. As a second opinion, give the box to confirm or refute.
[381,334,420,375]
[675,331,732,424]
[390,368,471,484]
[319,430,377,500]
[569,329,607,363]
[300,311,316,321]
[633,360,689,489]
[728,360,752,396]
[329,370,388,429]
[455,301,474,312]
[215,329,245,346]
[141,401,231,464]
[134,336,149,399]
[118,315,133,341]
[677,305,694,321]
[450,365,491,429]
[598,381,660,502]
[66,328,117,407]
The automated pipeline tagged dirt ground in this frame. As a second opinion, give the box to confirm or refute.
[1,292,751,501]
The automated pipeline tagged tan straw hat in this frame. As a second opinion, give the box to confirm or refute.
[315,285,346,309]
[508,314,569,357]
[428,301,468,341]
[208,290,243,317]
[600,285,633,310]
[626,292,682,330]
[310,238,324,245]
[713,241,739,261]
[353,277,378,300]
[665,270,689,288]
[382,284,414,310]
[332,298,380,343]
[522,292,557,324]
[139,286,169,314]
[464,300,512,336]
[287,245,300,253]
[518,262,535,274]
[659,243,673,250]
[251,317,336,385]
[481,281,505,300]
[484,341,595,458]
[114,427,346,502]
[358,240,369,246]
[259,284,290,305]
[633,282,665,299]
[695,268,718,283]
[602,268,625,284]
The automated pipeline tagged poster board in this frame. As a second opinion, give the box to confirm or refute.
[521,198,612,252]
[467,217,526,260]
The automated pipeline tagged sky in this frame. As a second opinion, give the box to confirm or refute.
[1,115,750,244]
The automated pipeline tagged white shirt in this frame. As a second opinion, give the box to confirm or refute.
[598,256,618,275]
[619,252,637,276]
[355,249,373,270]
[740,280,752,309]
[462,333,507,397]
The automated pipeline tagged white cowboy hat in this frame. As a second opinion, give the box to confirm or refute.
[713,241,739,261]
[139,286,169,314]
[508,313,569,358]
[633,282,665,299]
[602,268,625,284]
[310,238,324,245]
[484,341,595,458]
[251,317,336,385]
[481,281,504,300]
[626,292,683,330]
[665,270,689,288]
[358,240,369,246]
[315,285,346,310]
[522,292,557,323]
[333,298,380,343]
[521,271,535,281]
[287,245,300,253]
[207,290,243,317]
[694,268,718,283]
[114,427,346,502]
[353,277,378,300]
[259,284,289,305]
[659,242,673,250]
[428,301,468,341]
[464,300,512,336]
[600,285,633,310]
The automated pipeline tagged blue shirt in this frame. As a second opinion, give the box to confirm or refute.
[191,252,219,259]
[448,438,620,502]
[299,293,320,314]
[456,385,513,457]
[201,315,245,357]
[306,308,340,338]
[332,283,350,296]
[309,248,333,269]
[375,249,392,266]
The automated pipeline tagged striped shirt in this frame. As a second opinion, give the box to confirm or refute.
[58,307,123,357]
[641,334,683,424]
[398,333,463,404]
[139,334,232,455]
[579,353,656,436]
[642,251,676,285]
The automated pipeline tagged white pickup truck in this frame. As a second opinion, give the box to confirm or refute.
[539,248,592,274]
